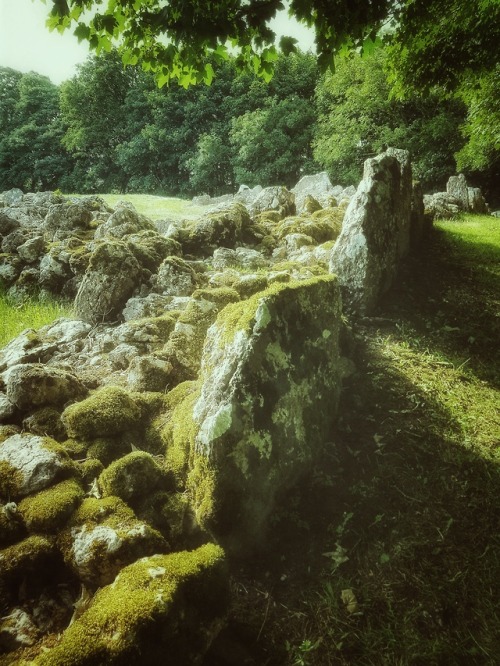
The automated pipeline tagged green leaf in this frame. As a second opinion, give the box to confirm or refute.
[74,23,91,43]
[279,36,298,56]
[203,63,214,85]
[379,553,390,564]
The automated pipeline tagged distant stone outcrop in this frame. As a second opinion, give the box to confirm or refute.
[424,173,488,219]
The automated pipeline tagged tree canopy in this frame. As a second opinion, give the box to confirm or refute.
[42,1,500,90]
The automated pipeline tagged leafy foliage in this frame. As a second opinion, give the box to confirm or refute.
[313,48,466,188]
[0,69,72,191]
[41,0,392,86]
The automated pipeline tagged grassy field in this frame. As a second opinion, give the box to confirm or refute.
[70,192,206,221]
[0,294,73,348]
[204,214,500,665]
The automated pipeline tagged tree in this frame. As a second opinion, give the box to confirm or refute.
[313,47,466,188]
[60,51,138,191]
[42,0,392,86]
[231,96,317,188]
[0,70,72,191]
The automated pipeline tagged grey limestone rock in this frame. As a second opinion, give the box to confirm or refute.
[329,149,412,315]
[250,186,295,218]
[5,363,86,411]
[0,434,71,497]
[74,240,142,324]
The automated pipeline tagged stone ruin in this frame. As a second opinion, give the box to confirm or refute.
[0,150,476,663]
[423,173,489,219]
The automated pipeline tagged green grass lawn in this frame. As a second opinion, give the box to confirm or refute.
[70,193,207,221]
[0,293,74,348]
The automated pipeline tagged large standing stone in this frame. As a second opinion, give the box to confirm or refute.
[74,240,142,323]
[446,174,469,210]
[165,276,342,550]
[329,149,412,314]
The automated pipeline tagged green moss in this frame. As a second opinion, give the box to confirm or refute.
[0,425,20,443]
[60,438,87,459]
[18,478,84,533]
[187,457,218,529]
[0,535,55,581]
[78,458,104,486]
[162,289,240,383]
[36,543,228,666]
[98,451,167,504]
[69,496,135,528]
[61,386,142,439]
[22,406,66,441]
[162,382,200,488]
[86,436,129,466]
[0,460,24,499]
[234,275,269,299]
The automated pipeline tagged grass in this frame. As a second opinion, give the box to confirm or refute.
[68,193,206,221]
[0,292,74,347]
[203,214,500,665]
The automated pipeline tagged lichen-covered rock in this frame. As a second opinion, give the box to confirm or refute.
[250,186,295,218]
[292,172,337,213]
[127,354,173,391]
[0,434,75,498]
[36,543,228,666]
[61,496,168,587]
[178,203,252,256]
[329,149,412,315]
[0,253,23,285]
[122,293,173,321]
[0,392,15,421]
[446,173,469,210]
[156,256,198,296]
[0,606,40,649]
[17,235,45,263]
[4,363,86,411]
[126,230,181,272]
[468,187,487,214]
[162,288,240,385]
[43,202,93,242]
[163,277,342,549]
[74,240,142,324]
[94,202,155,239]
[1,187,24,207]
[61,386,142,439]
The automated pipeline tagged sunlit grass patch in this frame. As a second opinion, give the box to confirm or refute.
[0,292,73,348]
[68,193,206,221]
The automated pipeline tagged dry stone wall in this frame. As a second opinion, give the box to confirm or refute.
[0,149,452,663]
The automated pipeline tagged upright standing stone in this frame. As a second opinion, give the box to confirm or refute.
[329,149,412,314]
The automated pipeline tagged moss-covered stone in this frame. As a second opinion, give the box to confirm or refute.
[162,288,240,384]
[162,382,200,488]
[22,407,67,442]
[78,458,104,486]
[18,478,84,533]
[0,502,25,548]
[61,386,142,440]
[98,451,168,505]
[37,543,228,666]
[0,435,76,499]
[60,496,169,587]
[0,535,55,584]
[180,276,343,549]
[135,491,193,546]
[0,425,21,443]
[86,437,130,466]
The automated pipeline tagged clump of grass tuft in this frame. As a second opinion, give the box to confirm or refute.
[0,291,74,347]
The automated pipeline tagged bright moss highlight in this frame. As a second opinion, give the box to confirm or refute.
[62,386,142,439]
[98,451,167,504]
[37,543,228,666]
[18,478,84,533]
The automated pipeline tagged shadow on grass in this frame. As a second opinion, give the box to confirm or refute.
[204,224,500,665]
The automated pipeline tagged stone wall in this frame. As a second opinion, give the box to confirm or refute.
[0,149,431,663]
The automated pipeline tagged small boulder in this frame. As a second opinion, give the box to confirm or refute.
[5,364,86,411]
[74,240,142,324]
